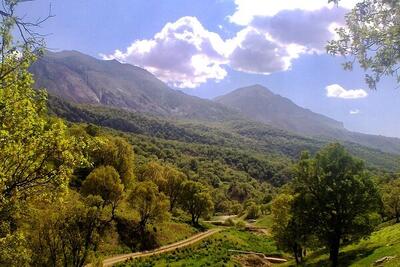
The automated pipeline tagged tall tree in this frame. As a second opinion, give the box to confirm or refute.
[271,193,310,265]
[327,0,400,89]
[381,178,400,223]
[160,166,187,212]
[92,136,135,187]
[294,144,380,267]
[181,181,214,225]
[128,181,169,235]
[81,165,124,220]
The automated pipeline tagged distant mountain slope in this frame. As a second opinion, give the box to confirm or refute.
[48,96,400,173]
[31,51,400,155]
[215,85,400,155]
[30,50,240,121]
[215,85,345,137]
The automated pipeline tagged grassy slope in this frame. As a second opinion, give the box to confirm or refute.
[117,228,279,267]
[288,223,400,267]
[254,215,273,229]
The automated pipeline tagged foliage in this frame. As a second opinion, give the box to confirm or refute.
[381,178,400,222]
[180,181,214,225]
[327,0,400,89]
[294,144,381,266]
[117,228,279,267]
[302,222,400,267]
[160,165,187,212]
[29,193,108,267]
[0,52,83,266]
[128,181,170,232]
[245,202,261,220]
[91,136,135,187]
[271,193,310,265]
[81,165,124,219]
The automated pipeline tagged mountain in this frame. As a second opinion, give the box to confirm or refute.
[215,85,345,137]
[215,85,400,155]
[30,51,400,155]
[29,50,240,121]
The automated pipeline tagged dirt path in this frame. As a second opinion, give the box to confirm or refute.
[96,228,222,267]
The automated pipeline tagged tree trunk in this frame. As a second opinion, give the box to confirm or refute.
[329,237,340,267]
[293,247,299,265]
[191,213,196,225]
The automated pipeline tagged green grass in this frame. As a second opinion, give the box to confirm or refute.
[155,222,199,247]
[288,223,400,267]
[254,215,273,229]
[117,228,280,267]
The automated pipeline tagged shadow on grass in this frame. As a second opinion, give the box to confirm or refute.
[302,246,379,267]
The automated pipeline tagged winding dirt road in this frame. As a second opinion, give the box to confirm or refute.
[97,228,222,267]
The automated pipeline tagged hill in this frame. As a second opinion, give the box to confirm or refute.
[215,85,400,155]
[30,51,400,155]
[49,96,400,175]
[30,50,240,121]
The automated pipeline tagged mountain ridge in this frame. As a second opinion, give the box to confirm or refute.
[30,50,242,121]
[30,50,400,155]
[215,84,400,155]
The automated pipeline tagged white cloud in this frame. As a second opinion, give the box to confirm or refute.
[229,0,358,25]
[103,16,228,88]
[350,109,360,115]
[226,27,301,74]
[326,84,368,99]
[250,7,347,52]
[103,1,359,88]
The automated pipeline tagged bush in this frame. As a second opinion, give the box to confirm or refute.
[245,203,261,219]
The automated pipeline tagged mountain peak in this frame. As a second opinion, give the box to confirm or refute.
[29,50,241,121]
[215,84,345,137]
[216,84,275,101]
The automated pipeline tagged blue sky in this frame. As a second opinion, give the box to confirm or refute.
[18,0,400,138]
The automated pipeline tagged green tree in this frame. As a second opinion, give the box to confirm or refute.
[92,136,135,186]
[128,181,169,234]
[327,0,400,89]
[0,47,82,267]
[137,161,165,186]
[160,166,187,212]
[245,201,261,220]
[181,181,214,225]
[29,193,106,267]
[271,193,310,265]
[81,166,124,220]
[381,179,400,223]
[294,144,380,267]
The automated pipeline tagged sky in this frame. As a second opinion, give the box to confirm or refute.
[17,0,400,138]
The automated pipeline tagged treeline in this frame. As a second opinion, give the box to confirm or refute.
[48,93,400,173]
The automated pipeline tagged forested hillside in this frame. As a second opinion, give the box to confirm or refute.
[49,96,400,174]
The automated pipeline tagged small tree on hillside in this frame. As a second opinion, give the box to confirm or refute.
[294,144,380,267]
[181,181,214,225]
[381,179,400,223]
[128,181,169,235]
[271,193,311,265]
[81,165,124,220]
[160,166,187,212]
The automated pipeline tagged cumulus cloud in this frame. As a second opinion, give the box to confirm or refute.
[326,84,368,99]
[229,0,358,25]
[103,16,228,88]
[103,1,358,88]
[350,109,360,115]
[227,28,301,74]
[251,7,347,52]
